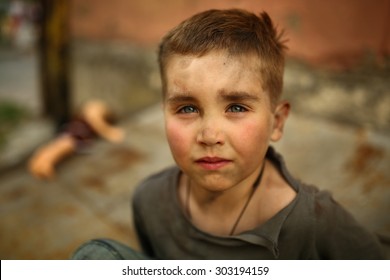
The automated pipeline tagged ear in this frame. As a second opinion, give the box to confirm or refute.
[270,101,290,142]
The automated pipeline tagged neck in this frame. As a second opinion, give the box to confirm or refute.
[186,162,266,216]
[190,180,249,211]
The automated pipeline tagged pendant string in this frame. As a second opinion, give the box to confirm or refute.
[185,177,192,219]
[229,163,265,235]
[185,162,266,236]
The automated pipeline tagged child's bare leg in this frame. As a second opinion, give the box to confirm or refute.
[28,134,76,180]
[81,100,124,143]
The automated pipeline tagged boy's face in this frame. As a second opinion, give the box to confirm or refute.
[163,51,289,192]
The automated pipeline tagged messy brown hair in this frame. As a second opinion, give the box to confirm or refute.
[158,9,287,107]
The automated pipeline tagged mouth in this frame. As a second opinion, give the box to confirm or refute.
[195,157,232,170]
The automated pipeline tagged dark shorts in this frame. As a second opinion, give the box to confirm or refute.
[60,117,97,150]
[71,239,149,260]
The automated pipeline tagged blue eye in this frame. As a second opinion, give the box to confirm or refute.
[179,105,198,114]
[227,104,247,113]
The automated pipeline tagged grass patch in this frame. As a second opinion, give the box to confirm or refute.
[0,101,28,148]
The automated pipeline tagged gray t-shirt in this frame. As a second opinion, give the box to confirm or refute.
[132,147,385,259]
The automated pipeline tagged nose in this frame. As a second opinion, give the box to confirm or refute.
[196,119,225,146]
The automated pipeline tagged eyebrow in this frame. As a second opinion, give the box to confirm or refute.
[166,93,197,104]
[218,90,261,103]
[166,90,261,104]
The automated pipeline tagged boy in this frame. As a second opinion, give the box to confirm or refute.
[72,9,384,259]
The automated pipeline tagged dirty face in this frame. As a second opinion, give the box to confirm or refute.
[163,51,288,192]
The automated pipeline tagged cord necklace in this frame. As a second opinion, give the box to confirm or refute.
[185,163,266,236]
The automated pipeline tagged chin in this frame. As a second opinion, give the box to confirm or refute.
[197,178,233,193]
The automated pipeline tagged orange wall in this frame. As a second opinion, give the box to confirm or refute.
[70,0,390,69]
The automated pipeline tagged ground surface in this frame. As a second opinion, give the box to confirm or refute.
[0,49,389,259]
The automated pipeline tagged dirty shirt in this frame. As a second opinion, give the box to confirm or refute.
[132,147,385,259]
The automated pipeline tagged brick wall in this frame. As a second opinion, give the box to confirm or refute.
[70,0,390,69]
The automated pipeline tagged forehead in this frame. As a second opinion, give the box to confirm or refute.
[164,51,263,95]
[166,51,260,73]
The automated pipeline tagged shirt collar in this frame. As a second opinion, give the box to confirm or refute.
[231,146,301,258]
[232,194,299,258]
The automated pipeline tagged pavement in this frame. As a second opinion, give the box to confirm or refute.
[0,51,389,260]
[0,106,174,259]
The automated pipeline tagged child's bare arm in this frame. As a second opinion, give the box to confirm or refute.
[81,100,124,143]
[28,134,77,180]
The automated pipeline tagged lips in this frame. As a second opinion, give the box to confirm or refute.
[195,157,232,170]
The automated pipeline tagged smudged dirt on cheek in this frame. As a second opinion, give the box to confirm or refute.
[165,121,189,153]
[237,119,271,147]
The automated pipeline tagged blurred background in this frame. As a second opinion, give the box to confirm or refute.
[0,0,389,259]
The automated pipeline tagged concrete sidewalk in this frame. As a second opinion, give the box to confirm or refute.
[0,105,173,259]
[0,104,389,259]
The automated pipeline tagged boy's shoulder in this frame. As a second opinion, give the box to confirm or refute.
[300,183,354,223]
[302,184,385,258]
[289,183,384,259]
[297,182,358,226]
